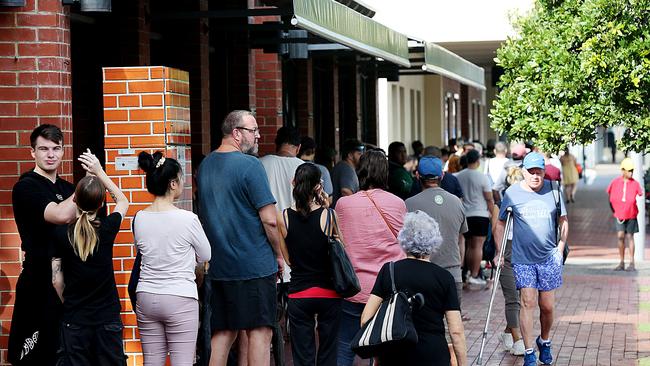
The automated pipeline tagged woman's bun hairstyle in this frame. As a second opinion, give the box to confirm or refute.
[138,151,182,196]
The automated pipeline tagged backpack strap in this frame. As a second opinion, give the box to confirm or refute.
[389,261,397,294]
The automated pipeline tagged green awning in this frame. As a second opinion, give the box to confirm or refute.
[423,42,485,90]
[291,0,411,67]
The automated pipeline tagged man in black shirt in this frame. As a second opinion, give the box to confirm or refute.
[8,125,77,365]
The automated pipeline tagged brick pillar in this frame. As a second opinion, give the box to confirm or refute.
[0,1,71,362]
[103,66,192,365]
[250,12,283,156]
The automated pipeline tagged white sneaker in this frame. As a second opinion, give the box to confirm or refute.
[510,339,526,356]
[500,332,514,351]
[468,276,487,286]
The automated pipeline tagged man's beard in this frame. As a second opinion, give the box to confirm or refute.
[242,141,258,156]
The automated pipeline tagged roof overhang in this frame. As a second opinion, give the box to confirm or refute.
[422,42,485,90]
[290,0,411,67]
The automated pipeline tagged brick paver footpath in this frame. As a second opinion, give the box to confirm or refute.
[277,164,650,366]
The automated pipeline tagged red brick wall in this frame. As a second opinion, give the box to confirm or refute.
[103,66,192,365]
[250,13,283,156]
[0,1,71,363]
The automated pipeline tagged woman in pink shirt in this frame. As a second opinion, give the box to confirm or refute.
[334,150,406,366]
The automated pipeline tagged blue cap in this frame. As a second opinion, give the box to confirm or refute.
[522,152,545,170]
[418,156,443,178]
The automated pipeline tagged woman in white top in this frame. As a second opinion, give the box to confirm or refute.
[134,151,211,366]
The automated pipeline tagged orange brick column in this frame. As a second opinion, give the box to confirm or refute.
[0,1,72,363]
[102,66,192,365]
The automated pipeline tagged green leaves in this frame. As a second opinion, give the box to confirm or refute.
[491,0,650,153]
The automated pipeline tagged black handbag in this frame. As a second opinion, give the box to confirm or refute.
[351,261,420,359]
[325,208,361,298]
[127,213,140,310]
[551,181,570,263]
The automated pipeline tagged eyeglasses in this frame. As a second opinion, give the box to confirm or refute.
[235,126,259,134]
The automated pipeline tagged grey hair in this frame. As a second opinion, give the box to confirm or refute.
[397,211,443,258]
[221,110,254,135]
[495,141,508,154]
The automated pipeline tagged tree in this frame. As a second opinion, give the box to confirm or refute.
[491,0,650,153]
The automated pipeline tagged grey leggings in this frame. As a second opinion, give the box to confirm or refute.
[136,292,199,366]
[499,240,520,329]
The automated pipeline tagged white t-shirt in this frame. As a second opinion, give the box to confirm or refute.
[485,157,509,185]
[260,155,304,211]
[454,168,492,218]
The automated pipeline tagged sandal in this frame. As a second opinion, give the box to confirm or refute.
[626,263,636,272]
[614,263,625,271]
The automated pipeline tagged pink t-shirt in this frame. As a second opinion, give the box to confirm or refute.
[335,189,406,303]
[607,176,643,220]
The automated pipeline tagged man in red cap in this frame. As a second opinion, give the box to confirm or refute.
[607,157,643,271]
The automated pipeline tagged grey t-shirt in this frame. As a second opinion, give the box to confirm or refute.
[313,162,333,196]
[454,168,492,218]
[331,161,359,208]
[405,187,468,283]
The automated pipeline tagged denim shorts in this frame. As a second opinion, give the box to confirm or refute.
[512,250,563,291]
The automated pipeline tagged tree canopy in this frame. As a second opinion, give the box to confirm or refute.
[491,0,650,153]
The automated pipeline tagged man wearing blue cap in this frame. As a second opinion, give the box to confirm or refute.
[405,157,468,306]
[494,151,568,366]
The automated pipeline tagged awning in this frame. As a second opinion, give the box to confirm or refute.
[291,0,411,67]
[422,42,485,90]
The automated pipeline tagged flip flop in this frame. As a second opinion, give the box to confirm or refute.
[626,263,636,272]
[614,263,625,271]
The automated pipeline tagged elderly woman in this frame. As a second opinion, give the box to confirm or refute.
[361,211,467,366]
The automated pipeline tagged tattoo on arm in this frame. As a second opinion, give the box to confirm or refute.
[52,259,61,283]
[109,191,117,203]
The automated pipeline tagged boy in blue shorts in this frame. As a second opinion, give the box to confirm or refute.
[494,152,568,366]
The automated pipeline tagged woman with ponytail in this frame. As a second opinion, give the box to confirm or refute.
[276,163,342,366]
[133,151,211,366]
[51,149,129,365]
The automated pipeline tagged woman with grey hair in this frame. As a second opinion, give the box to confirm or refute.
[361,211,467,366]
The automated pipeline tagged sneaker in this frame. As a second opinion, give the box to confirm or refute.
[468,276,487,286]
[500,332,514,351]
[536,336,553,364]
[523,351,537,366]
[510,339,526,356]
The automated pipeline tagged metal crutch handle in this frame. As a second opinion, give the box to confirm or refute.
[476,207,513,365]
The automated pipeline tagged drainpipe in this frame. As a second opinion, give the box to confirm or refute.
[632,152,645,261]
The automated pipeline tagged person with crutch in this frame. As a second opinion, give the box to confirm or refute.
[493,152,568,366]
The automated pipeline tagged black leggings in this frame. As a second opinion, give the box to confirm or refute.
[288,297,342,366]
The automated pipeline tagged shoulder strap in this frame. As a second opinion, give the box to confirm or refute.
[364,192,398,239]
[282,209,289,231]
[389,261,397,294]
[551,181,561,244]
[324,208,334,238]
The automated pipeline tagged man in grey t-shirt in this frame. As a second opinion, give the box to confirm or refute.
[331,139,364,208]
[455,150,495,286]
[406,156,468,305]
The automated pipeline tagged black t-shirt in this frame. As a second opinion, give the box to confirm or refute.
[284,207,336,293]
[12,171,74,263]
[371,259,460,366]
[53,212,122,325]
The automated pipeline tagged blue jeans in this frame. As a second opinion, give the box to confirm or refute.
[337,300,366,366]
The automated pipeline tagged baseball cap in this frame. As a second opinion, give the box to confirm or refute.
[418,156,443,178]
[621,157,634,171]
[522,152,545,170]
[511,144,528,159]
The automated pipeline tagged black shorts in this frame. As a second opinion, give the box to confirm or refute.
[615,218,639,234]
[464,216,490,237]
[210,274,277,332]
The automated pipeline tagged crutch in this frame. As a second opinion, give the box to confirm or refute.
[476,207,513,365]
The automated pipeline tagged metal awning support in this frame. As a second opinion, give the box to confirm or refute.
[290,0,410,67]
[422,42,485,90]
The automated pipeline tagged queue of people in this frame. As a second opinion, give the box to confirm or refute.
[9,117,574,366]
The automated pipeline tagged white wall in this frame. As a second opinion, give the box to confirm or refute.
[377,75,426,152]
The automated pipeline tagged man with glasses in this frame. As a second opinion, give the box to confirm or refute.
[9,124,77,365]
[331,139,364,208]
[197,110,284,366]
[494,151,568,366]
[607,157,642,271]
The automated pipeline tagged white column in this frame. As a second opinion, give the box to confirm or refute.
[377,78,389,151]
[632,152,645,261]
